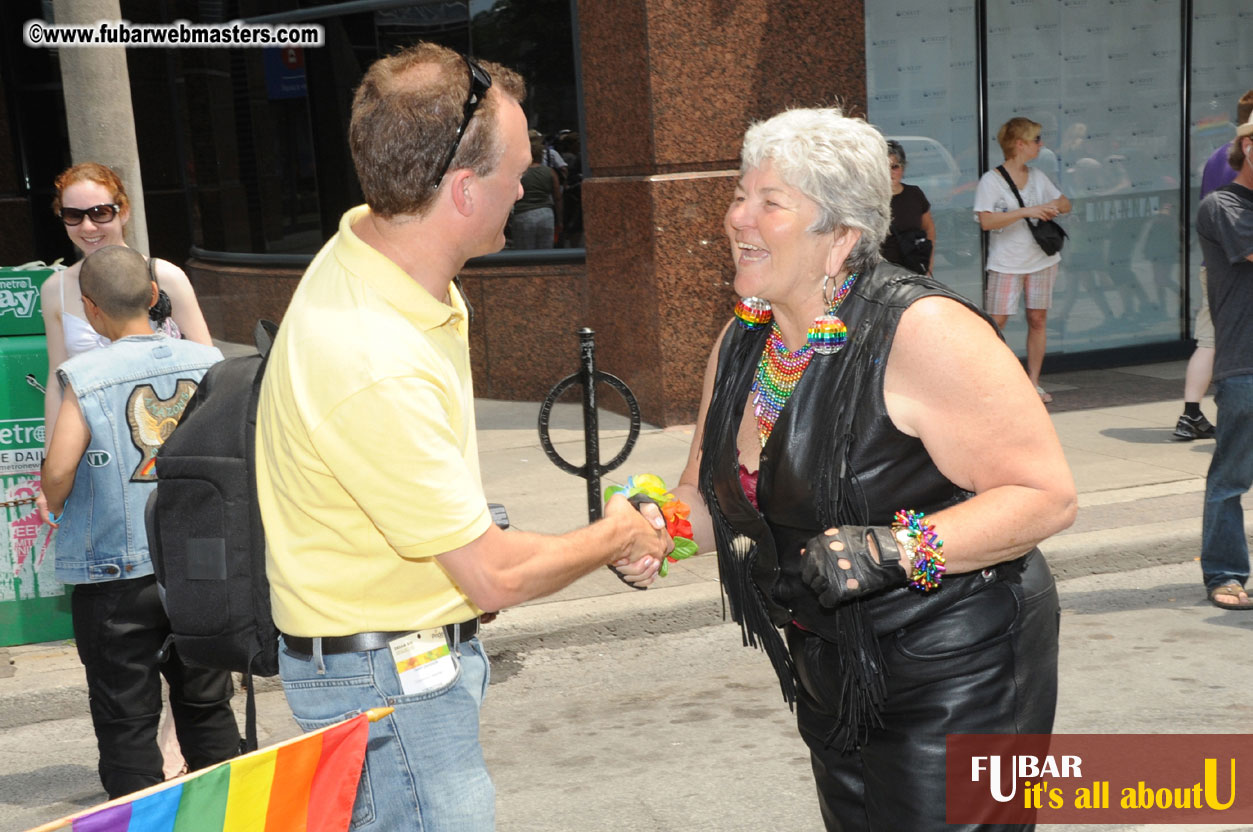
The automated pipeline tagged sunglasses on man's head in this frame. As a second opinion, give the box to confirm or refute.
[60,203,120,226]
[432,55,493,189]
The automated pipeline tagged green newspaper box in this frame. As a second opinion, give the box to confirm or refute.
[0,264,72,646]
[0,264,55,336]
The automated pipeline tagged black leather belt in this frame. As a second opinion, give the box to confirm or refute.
[282,618,479,657]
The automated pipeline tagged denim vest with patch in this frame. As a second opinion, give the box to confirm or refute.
[53,335,223,584]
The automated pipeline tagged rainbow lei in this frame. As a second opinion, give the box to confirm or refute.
[893,508,945,592]
[604,474,699,576]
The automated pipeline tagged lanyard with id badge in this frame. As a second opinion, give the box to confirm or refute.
[388,628,458,695]
[385,505,505,695]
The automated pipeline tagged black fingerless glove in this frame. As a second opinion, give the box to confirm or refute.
[801,526,905,607]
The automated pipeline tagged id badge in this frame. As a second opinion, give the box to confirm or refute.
[388,628,457,696]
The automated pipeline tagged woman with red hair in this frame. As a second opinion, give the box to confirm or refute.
[40,162,214,781]
[41,162,212,441]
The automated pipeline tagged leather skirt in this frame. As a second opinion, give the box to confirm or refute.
[785,549,1059,831]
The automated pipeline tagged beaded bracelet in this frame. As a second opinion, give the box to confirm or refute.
[892,509,945,592]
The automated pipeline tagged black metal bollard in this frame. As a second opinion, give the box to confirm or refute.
[537,328,641,523]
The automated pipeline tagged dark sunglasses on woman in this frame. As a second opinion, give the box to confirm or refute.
[60,203,120,226]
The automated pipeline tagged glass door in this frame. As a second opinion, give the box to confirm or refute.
[865,1,983,304]
[1187,1,1253,333]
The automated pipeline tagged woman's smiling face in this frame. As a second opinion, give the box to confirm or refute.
[724,159,836,306]
[60,180,128,255]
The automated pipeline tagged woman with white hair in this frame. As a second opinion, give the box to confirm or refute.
[649,108,1076,829]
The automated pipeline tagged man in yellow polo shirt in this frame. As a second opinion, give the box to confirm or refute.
[256,43,670,831]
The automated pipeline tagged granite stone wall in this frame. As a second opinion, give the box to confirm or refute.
[576,0,867,425]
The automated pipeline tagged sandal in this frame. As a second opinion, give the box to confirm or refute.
[1035,385,1053,404]
[1208,581,1253,610]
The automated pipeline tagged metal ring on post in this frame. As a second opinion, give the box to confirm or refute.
[537,370,642,482]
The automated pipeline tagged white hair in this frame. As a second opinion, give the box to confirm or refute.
[740,107,891,272]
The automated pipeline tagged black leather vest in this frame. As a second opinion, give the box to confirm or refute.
[699,264,1013,705]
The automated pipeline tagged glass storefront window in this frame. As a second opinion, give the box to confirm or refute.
[986,0,1183,355]
[865,1,1253,361]
[1187,1,1253,332]
[169,0,582,255]
[865,1,982,304]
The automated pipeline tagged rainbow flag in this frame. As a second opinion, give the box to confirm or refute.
[28,710,375,832]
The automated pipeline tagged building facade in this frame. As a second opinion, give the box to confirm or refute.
[2,0,1251,425]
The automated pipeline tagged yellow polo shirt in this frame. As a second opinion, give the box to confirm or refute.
[256,205,491,637]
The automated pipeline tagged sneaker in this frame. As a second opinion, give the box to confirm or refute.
[1174,413,1216,440]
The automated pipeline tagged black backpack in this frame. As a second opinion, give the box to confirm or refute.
[146,320,278,751]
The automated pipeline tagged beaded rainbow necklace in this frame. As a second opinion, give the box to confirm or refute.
[749,272,858,447]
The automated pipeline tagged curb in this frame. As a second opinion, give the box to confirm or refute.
[0,534,1204,731]
[1044,524,1200,581]
[484,580,730,654]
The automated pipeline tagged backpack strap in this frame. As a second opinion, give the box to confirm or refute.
[242,318,278,754]
[996,165,1027,208]
[242,673,259,753]
[253,320,278,359]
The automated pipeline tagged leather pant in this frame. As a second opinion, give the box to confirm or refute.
[72,575,241,798]
[785,552,1060,831]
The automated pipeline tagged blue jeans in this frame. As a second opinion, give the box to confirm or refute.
[1202,374,1253,590]
[279,634,494,831]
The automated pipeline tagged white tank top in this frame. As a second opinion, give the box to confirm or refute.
[59,270,110,358]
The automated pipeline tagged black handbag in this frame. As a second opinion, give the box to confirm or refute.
[996,165,1067,255]
[891,228,932,274]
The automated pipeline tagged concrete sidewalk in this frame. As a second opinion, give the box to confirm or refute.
[477,358,1227,647]
[0,359,1232,728]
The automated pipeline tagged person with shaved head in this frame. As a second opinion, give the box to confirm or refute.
[39,245,237,799]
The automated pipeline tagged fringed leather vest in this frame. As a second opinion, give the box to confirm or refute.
[698,263,1021,745]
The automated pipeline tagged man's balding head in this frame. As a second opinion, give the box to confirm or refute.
[349,42,526,219]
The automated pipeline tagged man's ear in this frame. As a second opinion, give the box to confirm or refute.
[80,294,107,335]
[149,281,160,309]
[449,169,478,217]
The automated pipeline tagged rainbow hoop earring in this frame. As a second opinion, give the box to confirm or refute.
[734,296,772,329]
[807,272,858,355]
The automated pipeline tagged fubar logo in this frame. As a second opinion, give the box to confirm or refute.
[947,734,1251,825]
[973,754,1082,802]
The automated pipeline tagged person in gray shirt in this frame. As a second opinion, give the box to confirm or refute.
[1197,114,1253,610]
